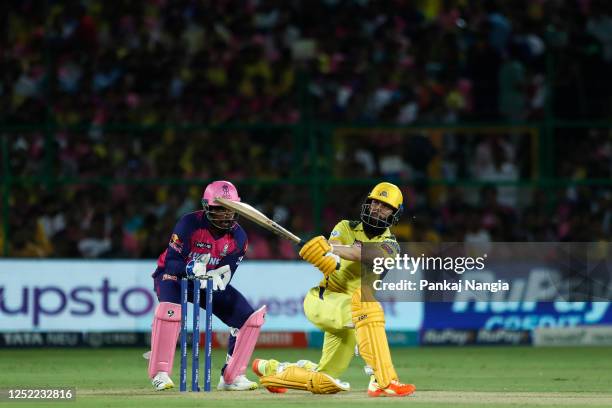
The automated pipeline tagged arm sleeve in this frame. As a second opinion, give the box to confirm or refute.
[164,216,193,277]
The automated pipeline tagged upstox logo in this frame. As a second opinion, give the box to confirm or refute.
[0,279,154,327]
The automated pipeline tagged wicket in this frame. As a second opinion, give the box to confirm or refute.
[180,277,214,392]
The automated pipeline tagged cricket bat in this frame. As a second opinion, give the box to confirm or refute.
[214,197,303,245]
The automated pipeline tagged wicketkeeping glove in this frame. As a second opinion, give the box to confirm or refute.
[299,236,332,264]
[185,254,211,279]
[204,265,230,291]
[185,255,229,291]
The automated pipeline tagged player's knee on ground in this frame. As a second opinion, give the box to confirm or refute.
[259,366,349,394]
[351,288,397,389]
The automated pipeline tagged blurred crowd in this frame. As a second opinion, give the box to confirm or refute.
[327,128,611,244]
[4,178,611,259]
[2,0,612,259]
[3,127,610,259]
[3,127,311,259]
[3,0,612,124]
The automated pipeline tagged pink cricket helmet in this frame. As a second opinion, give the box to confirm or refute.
[202,180,241,205]
[201,181,240,230]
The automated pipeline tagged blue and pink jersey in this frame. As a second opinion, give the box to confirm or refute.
[153,211,247,283]
[151,209,254,367]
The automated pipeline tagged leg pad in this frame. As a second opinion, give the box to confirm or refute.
[223,305,266,383]
[148,302,181,378]
[351,288,397,388]
[260,366,349,394]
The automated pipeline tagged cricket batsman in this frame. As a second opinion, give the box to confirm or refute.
[147,180,265,391]
[252,182,416,397]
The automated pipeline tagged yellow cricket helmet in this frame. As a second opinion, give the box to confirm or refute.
[361,182,404,228]
[367,182,403,210]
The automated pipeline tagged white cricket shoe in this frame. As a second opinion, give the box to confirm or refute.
[151,371,174,391]
[217,374,258,391]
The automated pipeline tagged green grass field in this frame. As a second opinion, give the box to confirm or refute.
[1,347,611,408]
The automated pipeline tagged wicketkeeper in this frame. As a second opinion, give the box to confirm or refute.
[148,181,265,391]
[252,182,416,397]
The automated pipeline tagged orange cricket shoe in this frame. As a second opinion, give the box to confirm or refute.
[252,359,287,394]
[367,376,416,397]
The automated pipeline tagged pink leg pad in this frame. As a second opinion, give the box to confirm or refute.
[223,305,267,383]
[148,302,181,378]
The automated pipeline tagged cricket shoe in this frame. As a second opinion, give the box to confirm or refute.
[217,374,258,391]
[151,372,174,391]
[367,376,416,397]
[252,359,287,393]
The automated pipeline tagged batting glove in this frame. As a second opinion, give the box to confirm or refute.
[313,252,340,278]
[299,236,332,264]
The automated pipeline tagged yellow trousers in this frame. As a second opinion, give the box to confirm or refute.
[303,286,356,378]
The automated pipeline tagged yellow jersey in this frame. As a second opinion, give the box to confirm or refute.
[319,220,400,295]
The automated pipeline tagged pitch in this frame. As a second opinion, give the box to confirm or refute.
[1,347,611,407]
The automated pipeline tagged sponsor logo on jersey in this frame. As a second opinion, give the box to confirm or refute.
[169,234,183,252]
[381,243,394,255]
[382,240,400,254]
[195,242,212,249]
[189,252,219,265]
